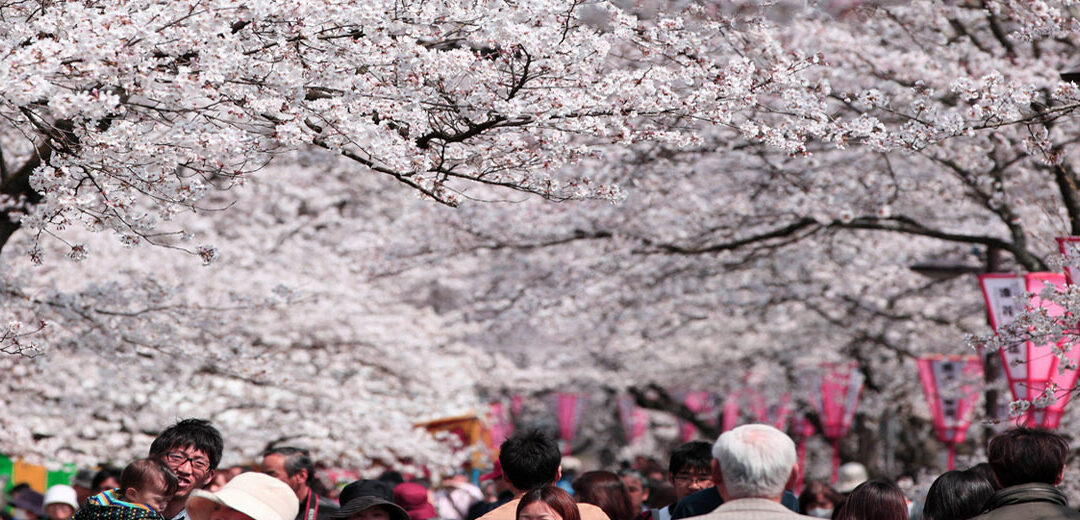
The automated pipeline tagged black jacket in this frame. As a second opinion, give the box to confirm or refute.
[669,487,800,519]
[296,491,339,520]
[974,482,1080,520]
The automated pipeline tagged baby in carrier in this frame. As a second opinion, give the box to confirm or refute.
[77,458,178,520]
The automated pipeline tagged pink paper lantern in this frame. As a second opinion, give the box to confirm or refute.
[811,362,864,484]
[1021,273,1080,428]
[917,355,983,469]
[813,362,863,439]
[556,392,585,455]
[979,272,1080,429]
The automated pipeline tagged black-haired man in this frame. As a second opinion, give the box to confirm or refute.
[477,430,609,520]
[653,442,712,520]
[261,447,339,520]
[149,418,224,520]
[974,427,1080,520]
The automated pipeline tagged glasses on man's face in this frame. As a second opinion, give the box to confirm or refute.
[672,474,711,485]
[164,451,211,472]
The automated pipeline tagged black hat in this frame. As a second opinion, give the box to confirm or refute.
[332,496,409,520]
[11,489,44,517]
[339,480,394,504]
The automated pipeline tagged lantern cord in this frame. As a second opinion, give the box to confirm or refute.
[947,443,956,471]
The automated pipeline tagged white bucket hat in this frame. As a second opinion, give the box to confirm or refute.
[835,462,869,493]
[186,473,298,520]
[43,485,79,510]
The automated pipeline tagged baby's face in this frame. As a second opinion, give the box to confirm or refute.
[124,480,171,513]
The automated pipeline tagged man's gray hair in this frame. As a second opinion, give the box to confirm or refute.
[262,446,314,484]
[712,424,796,499]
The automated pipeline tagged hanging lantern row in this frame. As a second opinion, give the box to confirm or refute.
[917,354,983,470]
[486,366,856,466]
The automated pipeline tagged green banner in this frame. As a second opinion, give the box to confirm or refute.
[0,455,13,494]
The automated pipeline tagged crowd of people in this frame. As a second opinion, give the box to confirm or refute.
[3,420,1077,520]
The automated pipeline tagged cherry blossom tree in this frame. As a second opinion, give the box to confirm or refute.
[352,0,1080,473]
[0,0,863,258]
[8,0,1080,480]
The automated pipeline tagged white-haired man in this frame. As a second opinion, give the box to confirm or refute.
[684,424,813,520]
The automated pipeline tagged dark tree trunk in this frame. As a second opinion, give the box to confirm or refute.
[0,146,50,253]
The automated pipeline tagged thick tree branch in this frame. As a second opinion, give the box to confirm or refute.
[640,217,822,255]
[833,216,1048,271]
[0,141,8,183]
[465,229,614,251]
[0,141,51,253]
[982,1,1017,58]
[628,383,721,439]
[416,115,512,150]
[922,152,1042,270]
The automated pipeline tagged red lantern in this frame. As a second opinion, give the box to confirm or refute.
[556,392,585,454]
[979,272,1080,428]
[1022,273,1080,428]
[811,362,863,484]
[917,355,983,470]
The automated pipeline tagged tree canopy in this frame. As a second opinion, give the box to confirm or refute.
[5,0,1080,475]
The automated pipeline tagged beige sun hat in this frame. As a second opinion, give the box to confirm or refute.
[835,462,869,494]
[186,473,299,520]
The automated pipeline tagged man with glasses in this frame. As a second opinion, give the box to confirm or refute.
[650,442,712,520]
[149,419,224,520]
[680,425,810,520]
[669,438,800,520]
